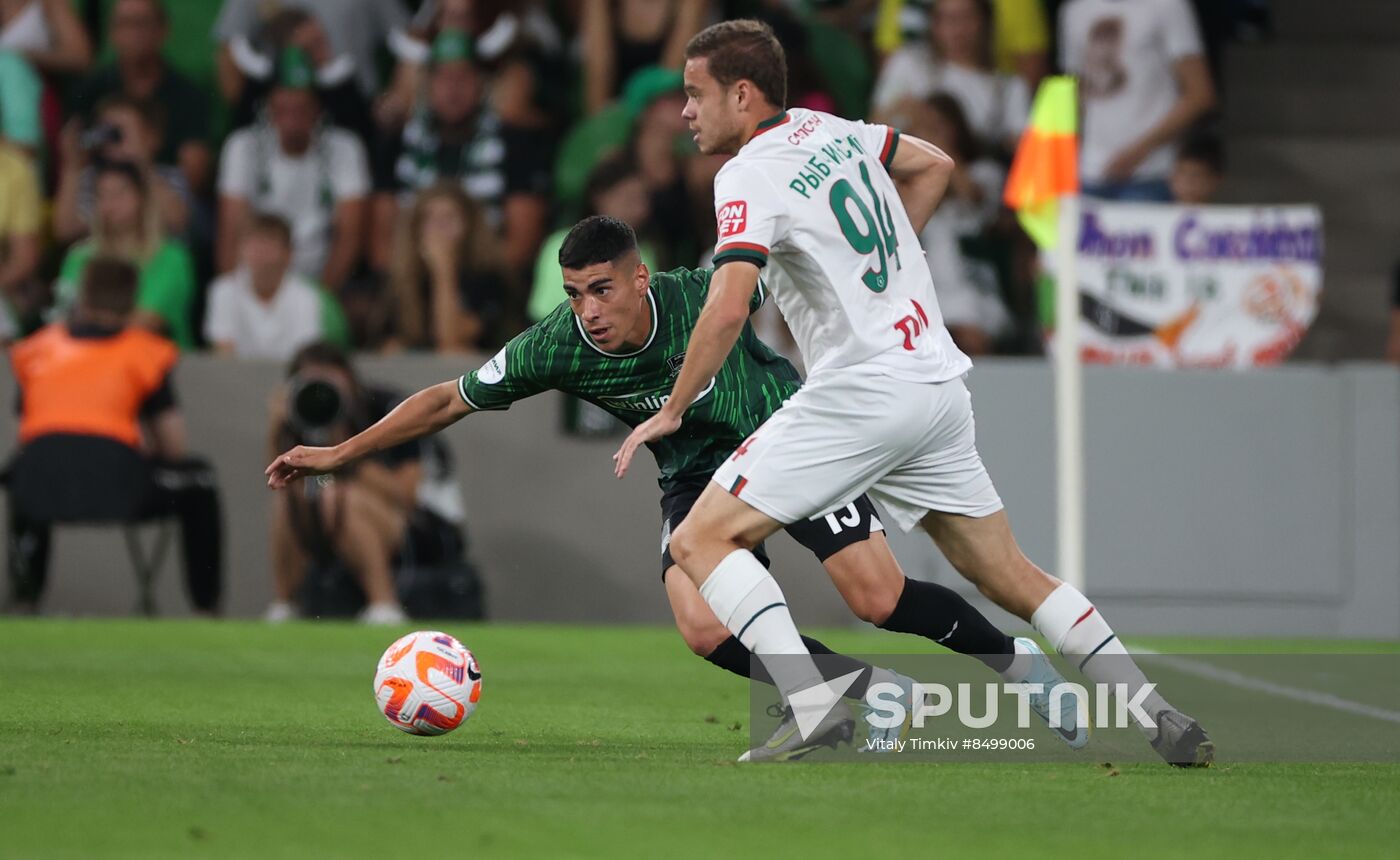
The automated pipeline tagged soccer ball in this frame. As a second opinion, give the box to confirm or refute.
[373,630,482,736]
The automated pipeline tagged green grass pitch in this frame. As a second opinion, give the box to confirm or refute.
[2,620,1398,859]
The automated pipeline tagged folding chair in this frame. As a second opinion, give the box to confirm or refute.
[6,435,174,616]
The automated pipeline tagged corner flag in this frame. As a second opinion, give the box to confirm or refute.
[1003,76,1079,249]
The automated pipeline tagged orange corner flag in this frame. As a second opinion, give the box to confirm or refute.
[1003,76,1078,250]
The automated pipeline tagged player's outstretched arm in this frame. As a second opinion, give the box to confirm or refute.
[612,262,759,478]
[886,133,955,235]
[266,380,473,489]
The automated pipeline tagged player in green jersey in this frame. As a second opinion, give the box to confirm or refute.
[267,216,1084,759]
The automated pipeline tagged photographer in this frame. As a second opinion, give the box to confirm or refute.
[67,0,211,194]
[53,94,192,244]
[265,342,472,624]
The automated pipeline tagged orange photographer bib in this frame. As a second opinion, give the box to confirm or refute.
[10,324,178,448]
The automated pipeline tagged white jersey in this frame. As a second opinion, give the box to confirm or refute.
[711,108,971,383]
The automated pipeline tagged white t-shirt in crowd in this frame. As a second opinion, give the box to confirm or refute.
[871,43,1029,149]
[218,125,370,280]
[204,268,327,360]
[1060,0,1205,184]
[0,1,51,54]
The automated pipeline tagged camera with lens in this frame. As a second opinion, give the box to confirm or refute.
[285,375,347,445]
[80,122,123,152]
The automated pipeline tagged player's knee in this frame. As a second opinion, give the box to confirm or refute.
[845,578,900,625]
[668,520,703,570]
[671,519,755,570]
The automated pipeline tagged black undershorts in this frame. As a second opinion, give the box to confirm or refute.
[658,477,883,580]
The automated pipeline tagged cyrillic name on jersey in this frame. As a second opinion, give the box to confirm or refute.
[787,135,868,200]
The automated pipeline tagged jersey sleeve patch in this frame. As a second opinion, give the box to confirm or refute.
[717,200,748,238]
[457,338,541,411]
[476,347,507,384]
[880,128,902,169]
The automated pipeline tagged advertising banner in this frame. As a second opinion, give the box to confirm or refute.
[1064,201,1323,368]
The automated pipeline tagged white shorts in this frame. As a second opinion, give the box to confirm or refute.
[710,369,1003,533]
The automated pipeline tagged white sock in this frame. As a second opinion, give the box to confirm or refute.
[699,549,822,704]
[1031,583,1171,735]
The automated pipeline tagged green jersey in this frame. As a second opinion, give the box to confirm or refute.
[457,267,801,489]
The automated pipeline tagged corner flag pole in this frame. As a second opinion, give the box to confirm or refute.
[1003,75,1085,591]
[1054,193,1086,593]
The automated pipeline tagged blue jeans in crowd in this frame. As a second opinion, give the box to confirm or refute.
[1081,178,1173,203]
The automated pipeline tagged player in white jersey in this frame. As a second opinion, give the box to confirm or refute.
[613,19,1213,766]
[710,108,971,386]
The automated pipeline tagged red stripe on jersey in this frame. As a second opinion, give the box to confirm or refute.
[751,111,791,139]
[716,242,769,256]
[879,128,896,164]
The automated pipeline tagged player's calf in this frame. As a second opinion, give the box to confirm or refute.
[664,566,735,656]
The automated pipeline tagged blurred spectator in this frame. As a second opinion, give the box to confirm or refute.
[0,45,39,150]
[222,7,374,145]
[746,0,838,114]
[0,0,92,75]
[205,213,348,360]
[1169,133,1224,205]
[624,68,702,266]
[872,0,1029,156]
[214,0,412,101]
[6,257,222,615]
[909,94,1006,239]
[529,153,658,323]
[370,30,551,278]
[264,343,424,624]
[383,0,566,131]
[1060,0,1216,201]
[0,139,39,332]
[990,0,1049,87]
[580,0,707,115]
[217,50,370,293]
[386,182,506,353]
[68,0,211,194]
[55,160,196,349]
[898,93,1011,354]
[53,94,191,244]
[885,0,1049,89]
[684,150,733,259]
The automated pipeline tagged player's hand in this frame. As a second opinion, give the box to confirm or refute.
[265,445,344,489]
[612,411,682,479]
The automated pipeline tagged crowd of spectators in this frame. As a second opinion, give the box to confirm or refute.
[0,0,1242,361]
[1,0,1262,619]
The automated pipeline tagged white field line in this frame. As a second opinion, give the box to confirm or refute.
[1131,647,1400,725]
